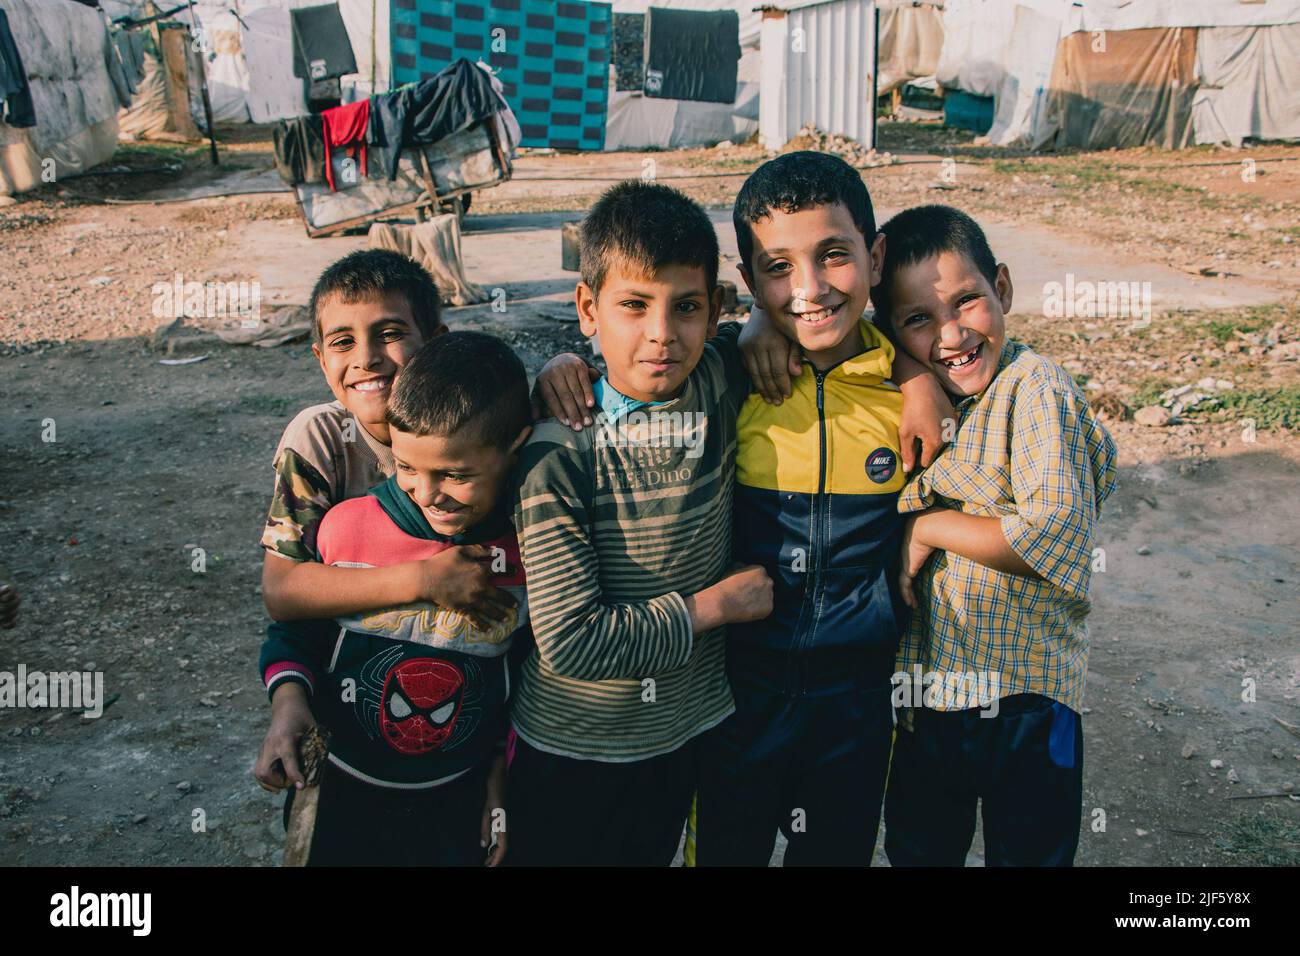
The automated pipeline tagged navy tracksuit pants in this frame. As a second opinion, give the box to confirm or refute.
[696,649,895,867]
[884,693,1084,867]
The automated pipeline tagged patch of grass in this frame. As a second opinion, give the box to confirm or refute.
[1196,387,1300,431]
[1219,816,1300,867]
[1200,305,1285,343]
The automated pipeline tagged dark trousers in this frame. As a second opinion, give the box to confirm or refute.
[506,735,699,866]
[884,693,1084,867]
[284,760,489,867]
[695,652,896,867]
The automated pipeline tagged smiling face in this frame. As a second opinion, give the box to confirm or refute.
[887,250,1014,397]
[576,259,721,403]
[740,202,883,371]
[312,292,440,444]
[389,422,527,537]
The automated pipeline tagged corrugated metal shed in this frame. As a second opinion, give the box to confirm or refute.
[759,0,878,149]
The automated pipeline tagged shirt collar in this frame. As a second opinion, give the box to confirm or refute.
[592,376,671,422]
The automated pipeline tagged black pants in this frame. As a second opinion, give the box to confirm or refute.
[506,736,699,866]
[884,693,1084,867]
[695,652,896,867]
[283,760,489,867]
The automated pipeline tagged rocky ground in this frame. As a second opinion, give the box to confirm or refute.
[0,122,1296,866]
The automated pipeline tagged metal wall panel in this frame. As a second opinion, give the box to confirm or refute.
[760,0,877,149]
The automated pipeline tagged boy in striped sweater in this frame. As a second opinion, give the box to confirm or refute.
[506,182,774,866]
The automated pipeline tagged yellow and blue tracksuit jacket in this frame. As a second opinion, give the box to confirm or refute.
[730,319,909,664]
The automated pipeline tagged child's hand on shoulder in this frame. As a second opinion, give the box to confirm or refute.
[254,683,316,793]
[535,353,598,430]
[480,754,507,867]
[739,304,802,404]
[413,546,518,631]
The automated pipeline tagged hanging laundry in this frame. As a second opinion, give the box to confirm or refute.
[0,9,35,128]
[273,114,328,186]
[368,59,500,182]
[290,3,357,82]
[613,14,645,93]
[644,7,740,105]
[320,98,369,190]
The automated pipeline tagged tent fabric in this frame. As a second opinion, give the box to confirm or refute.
[391,0,611,151]
[877,2,944,95]
[291,3,358,81]
[241,5,310,122]
[643,7,740,104]
[985,3,1064,147]
[0,0,120,195]
[1193,23,1300,146]
[1045,27,1198,150]
[1062,0,1300,33]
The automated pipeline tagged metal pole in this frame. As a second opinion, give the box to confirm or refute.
[184,0,219,165]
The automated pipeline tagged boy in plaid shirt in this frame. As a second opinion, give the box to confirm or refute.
[872,206,1117,866]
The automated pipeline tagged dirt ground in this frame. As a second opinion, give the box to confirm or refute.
[0,123,1296,866]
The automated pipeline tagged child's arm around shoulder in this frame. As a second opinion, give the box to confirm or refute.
[516,426,771,682]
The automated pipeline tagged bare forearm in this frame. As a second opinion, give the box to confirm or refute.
[912,509,1040,578]
[262,556,419,620]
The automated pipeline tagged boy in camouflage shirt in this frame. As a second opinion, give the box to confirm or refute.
[254,250,516,792]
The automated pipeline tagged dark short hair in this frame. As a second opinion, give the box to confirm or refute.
[385,331,530,450]
[309,249,443,343]
[872,205,999,328]
[580,180,719,297]
[733,150,876,271]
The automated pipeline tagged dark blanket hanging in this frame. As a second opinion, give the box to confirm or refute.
[273,114,328,186]
[643,7,741,105]
[0,9,36,129]
[290,3,358,81]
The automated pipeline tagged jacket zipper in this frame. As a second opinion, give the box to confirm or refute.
[794,368,830,663]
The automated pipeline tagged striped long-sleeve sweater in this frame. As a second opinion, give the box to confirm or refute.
[511,323,749,761]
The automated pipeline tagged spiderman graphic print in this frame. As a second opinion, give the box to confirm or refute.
[354,644,486,756]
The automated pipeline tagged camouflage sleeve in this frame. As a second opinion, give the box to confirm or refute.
[260,449,334,562]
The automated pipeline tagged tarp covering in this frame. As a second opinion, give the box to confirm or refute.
[1192,23,1300,146]
[1045,27,1198,150]
[985,3,1064,147]
[877,1,944,94]
[1062,0,1300,33]
[0,0,120,196]
[117,25,202,141]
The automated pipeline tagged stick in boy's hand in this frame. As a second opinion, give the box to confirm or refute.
[533,353,598,430]
[416,545,517,631]
[282,725,331,868]
[739,305,803,405]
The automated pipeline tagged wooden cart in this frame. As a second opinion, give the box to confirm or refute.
[293,118,512,238]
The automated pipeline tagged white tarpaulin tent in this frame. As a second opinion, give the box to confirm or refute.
[604,0,760,150]
[103,0,393,125]
[0,0,122,196]
[940,0,1300,148]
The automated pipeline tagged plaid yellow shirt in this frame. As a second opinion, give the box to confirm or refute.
[896,340,1117,713]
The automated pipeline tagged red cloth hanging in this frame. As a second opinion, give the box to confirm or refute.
[320,99,369,191]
